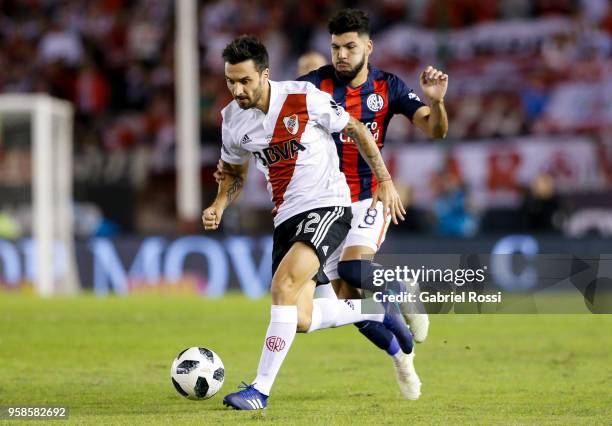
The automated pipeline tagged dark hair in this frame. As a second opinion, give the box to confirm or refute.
[222,35,269,72]
[327,9,370,36]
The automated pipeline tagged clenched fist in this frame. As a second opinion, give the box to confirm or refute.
[202,204,224,231]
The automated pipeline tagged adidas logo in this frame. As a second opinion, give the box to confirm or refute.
[241,134,252,144]
[322,245,329,255]
[246,398,264,409]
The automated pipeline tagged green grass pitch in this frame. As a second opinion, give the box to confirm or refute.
[0,293,611,425]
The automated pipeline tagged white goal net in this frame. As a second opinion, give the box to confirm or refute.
[0,94,80,296]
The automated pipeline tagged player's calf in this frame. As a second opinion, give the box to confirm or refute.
[333,279,362,299]
[355,320,400,355]
[296,280,315,333]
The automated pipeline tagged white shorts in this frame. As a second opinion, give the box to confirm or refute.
[323,199,391,281]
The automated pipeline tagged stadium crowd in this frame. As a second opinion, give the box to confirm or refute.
[1,0,612,236]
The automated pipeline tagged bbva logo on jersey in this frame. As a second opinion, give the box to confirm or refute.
[283,114,299,135]
[253,139,306,167]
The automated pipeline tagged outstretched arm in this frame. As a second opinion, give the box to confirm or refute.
[412,65,449,139]
[202,160,249,231]
[342,116,405,224]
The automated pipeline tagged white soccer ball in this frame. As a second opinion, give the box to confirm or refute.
[171,347,225,400]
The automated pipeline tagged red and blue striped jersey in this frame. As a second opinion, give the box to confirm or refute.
[298,65,426,202]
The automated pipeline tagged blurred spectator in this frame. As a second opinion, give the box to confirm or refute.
[520,172,560,231]
[75,56,110,119]
[520,71,550,127]
[1,0,612,235]
[397,184,431,233]
[541,32,578,75]
[127,4,169,63]
[297,51,327,76]
[37,17,83,66]
[476,91,524,138]
[2,0,611,151]
[147,93,175,171]
[123,61,152,110]
[431,158,478,237]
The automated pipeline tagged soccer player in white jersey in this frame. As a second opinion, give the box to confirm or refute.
[216,10,448,401]
[202,36,414,410]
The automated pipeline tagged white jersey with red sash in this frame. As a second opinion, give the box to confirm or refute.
[220,80,352,227]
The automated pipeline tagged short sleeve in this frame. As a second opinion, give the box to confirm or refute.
[306,85,350,134]
[389,74,427,121]
[220,121,250,164]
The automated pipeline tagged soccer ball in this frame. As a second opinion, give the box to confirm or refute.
[170,347,225,400]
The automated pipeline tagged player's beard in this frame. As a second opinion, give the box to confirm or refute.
[235,82,264,110]
[334,54,366,83]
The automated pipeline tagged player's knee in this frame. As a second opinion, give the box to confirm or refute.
[270,283,294,305]
[270,272,303,304]
[337,259,371,288]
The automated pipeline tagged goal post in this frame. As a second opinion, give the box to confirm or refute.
[175,0,201,226]
[0,94,80,296]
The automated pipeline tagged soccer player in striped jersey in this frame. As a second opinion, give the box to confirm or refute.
[297,9,449,399]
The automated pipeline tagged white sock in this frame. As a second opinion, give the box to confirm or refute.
[313,283,338,299]
[253,305,297,396]
[307,299,384,332]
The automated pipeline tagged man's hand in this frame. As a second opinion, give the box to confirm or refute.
[413,66,449,138]
[342,116,405,225]
[202,204,224,231]
[419,65,448,102]
[372,179,406,225]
